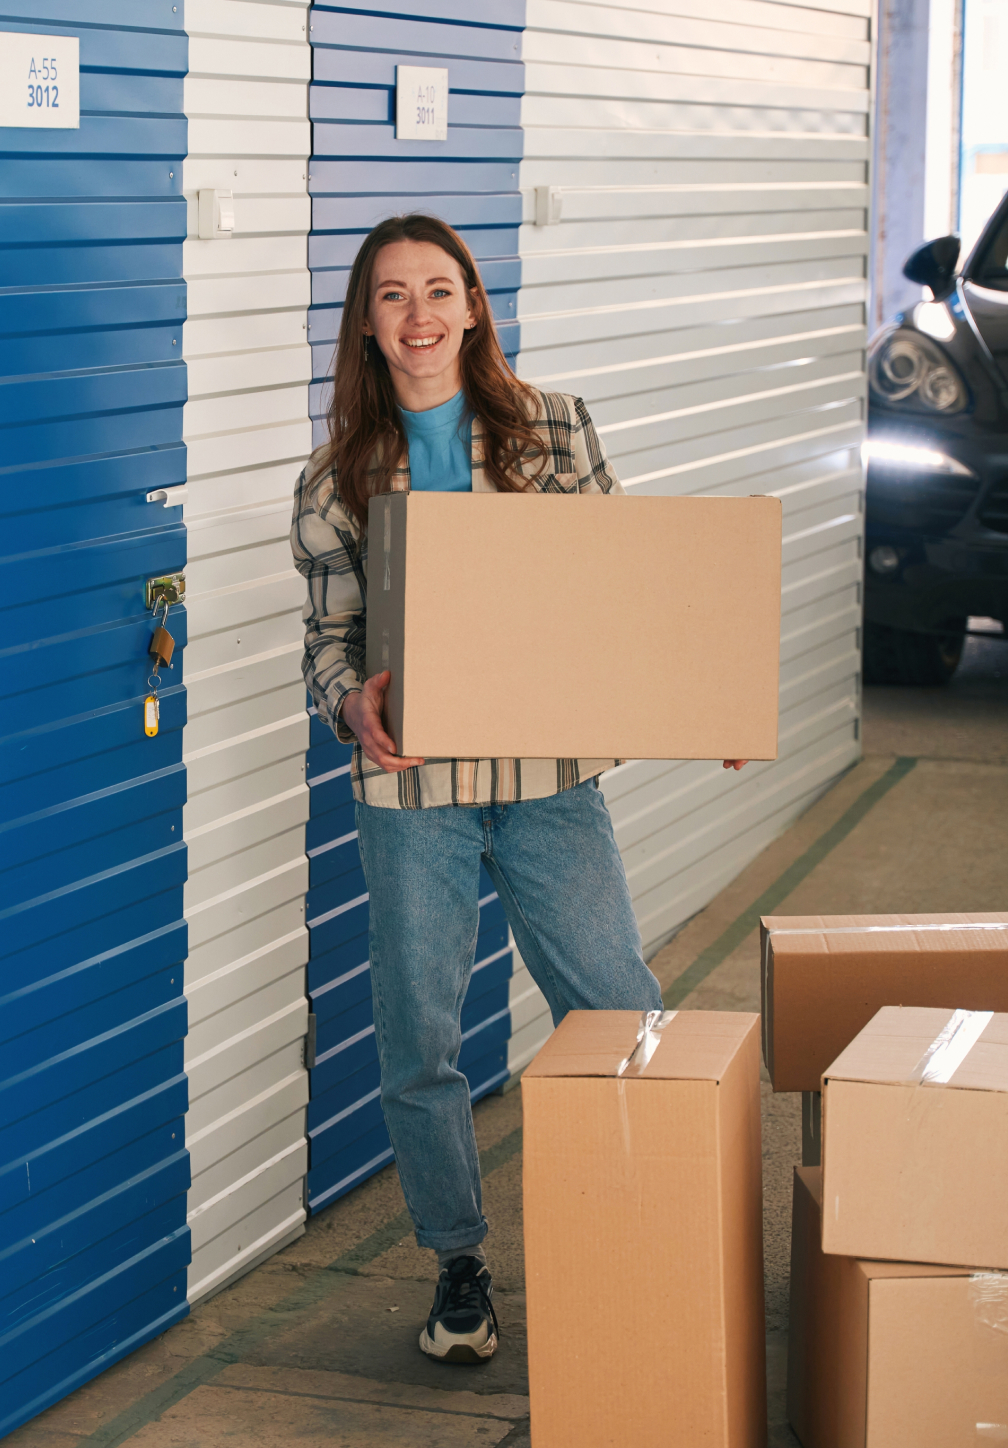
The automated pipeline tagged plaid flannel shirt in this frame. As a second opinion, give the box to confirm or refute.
[290,388,623,808]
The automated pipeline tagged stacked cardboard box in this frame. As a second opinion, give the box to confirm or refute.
[788,1006,1008,1447]
[523,1009,767,1447]
[760,913,1008,1092]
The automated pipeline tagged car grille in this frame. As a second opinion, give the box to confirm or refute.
[978,475,1008,534]
[866,467,982,533]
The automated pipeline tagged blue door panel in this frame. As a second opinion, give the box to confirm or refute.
[308,1058,381,1143]
[0,159,185,198]
[307,1121,395,1213]
[0,362,187,428]
[3,806,184,908]
[1,1158,189,1326]
[1,1228,188,1383]
[3,542,187,638]
[0,699,185,826]
[0,3,189,1432]
[0,1271,188,1441]
[4,892,186,1006]
[0,1274,188,1442]
[0,849,187,959]
[0,1071,188,1216]
[5,765,186,884]
[0,1238,190,1439]
[310,193,520,234]
[310,86,520,129]
[3,115,188,158]
[3,612,188,714]
[312,121,523,160]
[0,200,187,245]
[1,242,187,288]
[306,813,357,886]
[1,925,185,1047]
[307,930,370,998]
[0,321,183,379]
[1,961,181,1081]
[314,1090,384,1166]
[0,280,186,337]
[0,999,188,1125]
[309,951,371,1018]
[313,50,520,93]
[305,862,367,922]
[331,0,524,20]
[313,9,521,60]
[77,73,182,112]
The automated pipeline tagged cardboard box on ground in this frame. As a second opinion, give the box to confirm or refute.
[522,1009,767,1448]
[788,1166,1008,1448]
[760,914,1008,1092]
[821,1005,1008,1269]
[366,492,782,761]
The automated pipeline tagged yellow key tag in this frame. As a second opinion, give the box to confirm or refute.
[144,693,159,737]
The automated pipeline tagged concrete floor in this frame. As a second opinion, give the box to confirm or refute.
[12,634,1008,1448]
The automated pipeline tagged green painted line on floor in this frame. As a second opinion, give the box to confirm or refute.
[80,1129,524,1447]
[663,756,918,1007]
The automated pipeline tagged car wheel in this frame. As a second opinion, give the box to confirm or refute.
[862,620,965,685]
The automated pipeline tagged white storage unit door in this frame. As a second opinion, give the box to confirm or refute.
[181,0,313,1304]
[517,0,871,967]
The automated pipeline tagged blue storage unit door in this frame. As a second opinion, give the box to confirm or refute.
[0,7,190,1435]
[302,0,526,1214]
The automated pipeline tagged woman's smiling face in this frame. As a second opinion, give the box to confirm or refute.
[364,239,477,405]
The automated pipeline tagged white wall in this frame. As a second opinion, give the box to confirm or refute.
[181,0,314,1303]
[513,0,871,1056]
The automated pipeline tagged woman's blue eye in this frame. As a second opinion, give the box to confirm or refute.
[431,289,449,298]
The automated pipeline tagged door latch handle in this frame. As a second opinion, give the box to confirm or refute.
[147,486,188,507]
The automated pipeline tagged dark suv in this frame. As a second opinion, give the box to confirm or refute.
[863,194,1008,683]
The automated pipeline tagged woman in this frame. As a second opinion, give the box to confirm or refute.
[291,214,747,1365]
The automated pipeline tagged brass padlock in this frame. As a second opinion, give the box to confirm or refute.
[150,624,175,669]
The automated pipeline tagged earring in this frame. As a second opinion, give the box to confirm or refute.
[363,334,370,361]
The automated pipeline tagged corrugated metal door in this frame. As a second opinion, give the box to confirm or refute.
[304,0,526,1213]
[0,6,190,1436]
[518,0,870,973]
[180,0,313,1305]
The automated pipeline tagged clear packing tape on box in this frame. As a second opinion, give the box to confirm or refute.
[910,1007,994,1085]
[909,1010,1008,1350]
[617,1009,678,1076]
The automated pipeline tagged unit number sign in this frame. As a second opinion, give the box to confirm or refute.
[0,32,80,129]
[395,66,448,142]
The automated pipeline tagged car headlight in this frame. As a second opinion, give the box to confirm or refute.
[868,327,968,413]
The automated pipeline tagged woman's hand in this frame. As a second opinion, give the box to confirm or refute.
[340,671,425,774]
[722,759,749,771]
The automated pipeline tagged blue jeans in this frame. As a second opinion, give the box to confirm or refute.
[355,780,662,1251]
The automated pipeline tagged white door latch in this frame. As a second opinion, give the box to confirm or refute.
[198,188,234,239]
[147,485,189,506]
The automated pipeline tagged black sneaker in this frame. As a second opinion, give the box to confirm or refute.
[419,1255,499,1363]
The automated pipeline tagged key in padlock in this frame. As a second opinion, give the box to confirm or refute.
[149,624,175,669]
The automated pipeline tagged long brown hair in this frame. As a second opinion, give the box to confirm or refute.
[314,213,548,533]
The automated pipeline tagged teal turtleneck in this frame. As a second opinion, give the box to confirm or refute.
[399,389,473,493]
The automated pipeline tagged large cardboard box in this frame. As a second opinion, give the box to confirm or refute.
[788,1165,1008,1448]
[366,491,781,759]
[760,913,1008,1092]
[522,1009,766,1448]
[821,1006,1008,1268]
